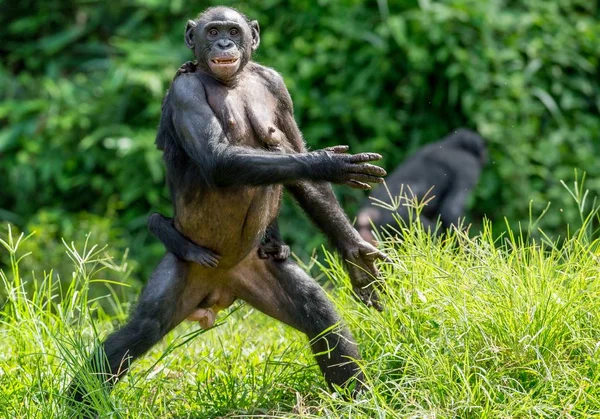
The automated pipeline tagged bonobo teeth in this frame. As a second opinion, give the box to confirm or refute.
[212,58,238,64]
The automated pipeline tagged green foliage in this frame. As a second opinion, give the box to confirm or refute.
[1,211,600,417]
[1,0,599,282]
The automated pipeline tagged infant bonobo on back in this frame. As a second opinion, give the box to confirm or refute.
[69,7,389,415]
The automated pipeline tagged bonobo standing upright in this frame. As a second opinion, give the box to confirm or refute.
[70,6,389,412]
[357,128,487,242]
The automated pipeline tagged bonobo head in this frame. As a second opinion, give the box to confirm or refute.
[443,128,488,166]
[184,7,260,84]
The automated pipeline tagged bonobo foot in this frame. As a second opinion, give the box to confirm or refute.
[147,213,221,268]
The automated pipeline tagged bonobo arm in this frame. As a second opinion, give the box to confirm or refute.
[148,213,221,268]
[272,78,388,309]
[168,75,385,188]
[287,181,388,310]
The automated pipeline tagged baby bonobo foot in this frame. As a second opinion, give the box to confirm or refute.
[148,213,221,268]
[258,220,290,261]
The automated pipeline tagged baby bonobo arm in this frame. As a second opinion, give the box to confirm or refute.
[147,213,221,268]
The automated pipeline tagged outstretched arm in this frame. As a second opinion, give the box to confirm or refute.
[287,181,388,310]
[166,74,385,188]
[274,92,387,309]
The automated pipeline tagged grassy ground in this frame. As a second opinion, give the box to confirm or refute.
[1,210,600,418]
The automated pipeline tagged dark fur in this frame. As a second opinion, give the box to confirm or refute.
[151,60,290,265]
[357,128,487,241]
[70,7,387,415]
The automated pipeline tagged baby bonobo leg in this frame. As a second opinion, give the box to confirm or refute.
[148,212,221,268]
[233,257,364,393]
[257,219,290,261]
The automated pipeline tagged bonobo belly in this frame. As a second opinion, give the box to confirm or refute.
[174,185,282,269]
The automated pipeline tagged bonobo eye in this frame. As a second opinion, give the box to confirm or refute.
[229,28,239,36]
[208,28,218,37]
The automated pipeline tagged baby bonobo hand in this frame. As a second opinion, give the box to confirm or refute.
[316,145,387,190]
[257,221,290,261]
[258,241,291,261]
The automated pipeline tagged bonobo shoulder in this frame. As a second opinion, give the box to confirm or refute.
[250,63,287,92]
[169,73,206,107]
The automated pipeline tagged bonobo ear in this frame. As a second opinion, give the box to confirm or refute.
[249,20,260,51]
[185,20,197,49]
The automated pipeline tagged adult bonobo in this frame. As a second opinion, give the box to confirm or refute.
[357,129,487,242]
[70,6,388,411]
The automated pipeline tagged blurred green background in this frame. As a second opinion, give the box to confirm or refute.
[1,0,599,285]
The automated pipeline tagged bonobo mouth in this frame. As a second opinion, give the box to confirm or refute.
[208,56,241,81]
[211,58,239,65]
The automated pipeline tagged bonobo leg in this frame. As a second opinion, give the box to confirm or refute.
[258,219,290,261]
[232,257,363,392]
[69,253,201,406]
[148,212,221,268]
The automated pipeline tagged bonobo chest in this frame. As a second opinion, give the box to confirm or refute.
[201,72,287,149]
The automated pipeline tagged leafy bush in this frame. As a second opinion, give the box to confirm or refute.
[1,0,599,282]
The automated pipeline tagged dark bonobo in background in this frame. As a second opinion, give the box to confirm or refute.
[357,129,487,242]
[70,6,388,411]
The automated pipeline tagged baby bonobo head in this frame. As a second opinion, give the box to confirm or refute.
[184,7,260,84]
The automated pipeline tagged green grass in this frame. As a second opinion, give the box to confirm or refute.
[1,206,600,417]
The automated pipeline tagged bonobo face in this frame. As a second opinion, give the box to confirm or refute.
[185,8,260,83]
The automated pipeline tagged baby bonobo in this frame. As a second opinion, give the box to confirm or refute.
[70,7,388,415]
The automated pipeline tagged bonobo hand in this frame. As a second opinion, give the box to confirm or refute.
[185,247,221,268]
[315,145,387,190]
[258,241,291,261]
[341,239,390,311]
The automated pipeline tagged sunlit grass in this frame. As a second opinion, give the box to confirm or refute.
[1,185,600,417]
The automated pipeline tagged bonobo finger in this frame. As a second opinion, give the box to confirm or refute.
[345,173,384,184]
[354,286,383,312]
[349,163,387,177]
[349,152,383,163]
[274,245,291,261]
[200,256,218,268]
[324,145,350,154]
[371,249,392,263]
[344,180,371,190]
[258,248,269,259]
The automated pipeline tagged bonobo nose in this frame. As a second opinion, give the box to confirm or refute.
[217,39,234,49]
